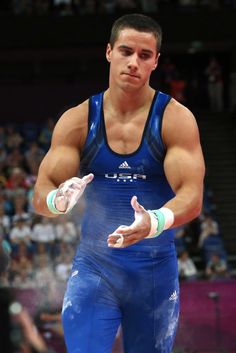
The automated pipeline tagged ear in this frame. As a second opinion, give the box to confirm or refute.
[106,43,112,63]
[152,53,161,71]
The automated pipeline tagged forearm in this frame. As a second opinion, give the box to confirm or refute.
[33,181,59,218]
[163,186,203,228]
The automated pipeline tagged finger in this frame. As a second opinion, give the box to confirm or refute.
[107,234,124,248]
[61,174,94,190]
[82,173,94,184]
[60,179,79,192]
[54,195,69,212]
[108,232,140,248]
[131,195,145,212]
[110,219,144,236]
[111,225,130,234]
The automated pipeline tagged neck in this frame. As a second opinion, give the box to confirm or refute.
[105,85,155,115]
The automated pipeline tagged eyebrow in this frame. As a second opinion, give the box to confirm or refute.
[118,45,154,55]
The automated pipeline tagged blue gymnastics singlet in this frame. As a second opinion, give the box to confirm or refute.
[80,90,175,250]
[62,91,180,353]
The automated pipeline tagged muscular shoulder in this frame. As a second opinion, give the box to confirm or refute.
[51,100,89,151]
[162,98,200,148]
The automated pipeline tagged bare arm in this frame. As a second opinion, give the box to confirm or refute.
[108,99,205,248]
[162,99,205,226]
[33,102,89,217]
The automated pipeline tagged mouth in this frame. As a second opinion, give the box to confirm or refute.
[122,72,140,79]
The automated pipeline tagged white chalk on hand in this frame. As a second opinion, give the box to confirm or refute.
[108,234,124,248]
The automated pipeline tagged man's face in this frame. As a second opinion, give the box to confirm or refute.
[106,28,159,91]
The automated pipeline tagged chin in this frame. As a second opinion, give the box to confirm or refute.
[120,78,135,85]
[121,83,142,92]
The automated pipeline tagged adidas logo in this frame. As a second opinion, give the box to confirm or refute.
[119,161,131,169]
[169,290,178,301]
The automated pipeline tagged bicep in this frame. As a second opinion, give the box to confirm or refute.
[37,144,80,187]
[164,144,205,195]
[35,107,86,188]
[163,105,205,197]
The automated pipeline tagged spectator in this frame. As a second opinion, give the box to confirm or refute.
[38,118,55,152]
[178,0,197,11]
[159,56,178,92]
[31,216,56,253]
[12,241,32,261]
[198,213,220,248]
[11,260,35,289]
[100,0,117,14]
[140,0,158,12]
[0,244,55,353]
[0,190,13,216]
[116,0,139,11]
[53,240,73,266]
[5,147,25,170]
[199,0,221,11]
[0,146,7,171]
[0,175,6,192]
[0,240,11,287]
[205,253,229,280]
[55,214,78,245]
[9,218,32,251]
[24,142,44,176]
[178,250,198,281]
[0,126,6,149]
[34,256,55,289]
[33,242,51,268]
[53,0,74,15]
[26,185,36,215]
[0,204,11,236]
[5,167,28,195]
[55,252,72,282]
[174,226,187,255]
[9,241,33,285]
[11,0,33,15]
[12,192,31,225]
[39,311,63,337]
[205,56,224,112]
[169,71,187,103]
[5,125,23,151]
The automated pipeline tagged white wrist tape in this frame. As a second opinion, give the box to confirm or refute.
[160,207,175,230]
[146,212,158,238]
[146,207,174,238]
[46,189,66,215]
[46,177,87,215]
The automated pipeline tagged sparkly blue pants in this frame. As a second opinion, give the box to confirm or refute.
[62,242,179,353]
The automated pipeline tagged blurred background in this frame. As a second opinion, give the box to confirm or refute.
[0,1,236,353]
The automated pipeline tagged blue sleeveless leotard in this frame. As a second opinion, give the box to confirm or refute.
[62,91,180,353]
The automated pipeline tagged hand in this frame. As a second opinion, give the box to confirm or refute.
[54,173,94,212]
[14,307,48,353]
[107,196,151,248]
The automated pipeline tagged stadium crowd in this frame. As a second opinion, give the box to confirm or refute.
[0,113,231,293]
[0,0,235,16]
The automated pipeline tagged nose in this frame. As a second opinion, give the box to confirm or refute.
[127,54,138,70]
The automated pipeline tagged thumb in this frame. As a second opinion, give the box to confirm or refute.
[131,195,145,213]
[82,173,94,184]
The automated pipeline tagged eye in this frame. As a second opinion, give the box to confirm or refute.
[121,49,132,56]
[140,53,151,60]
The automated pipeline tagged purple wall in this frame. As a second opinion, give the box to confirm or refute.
[14,280,236,352]
[175,280,236,351]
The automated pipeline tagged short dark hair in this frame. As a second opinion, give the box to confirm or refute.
[109,13,162,52]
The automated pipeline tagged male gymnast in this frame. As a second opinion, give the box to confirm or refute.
[33,13,205,353]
